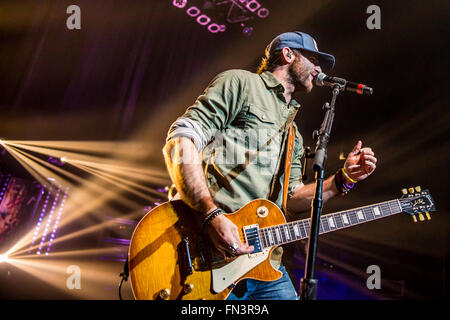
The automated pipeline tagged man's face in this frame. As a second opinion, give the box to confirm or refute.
[288,50,322,93]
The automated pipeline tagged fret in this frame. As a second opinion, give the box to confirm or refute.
[322,217,330,232]
[267,228,274,246]
[264,229,270,246]
[327,216,336,229]
[275,227,281,245]
[303,220,311,236]
[261,229,268,248]
[275,227,281,244]
[288,223,295,241]
[382,202,393,216]
[342,212,349,225]
[394,200,402,213]
[319,219,325,233]
[300,221,307,238]
[279,226,286,243]
[271,228,278,245]
[356,210,364,220]
[331,214,339,229]
[259,230,265,247]
[334,214,344,229]
[285,225,292,241]
[388,200,402,215]
[373,205,381,216]
[349,210,358,224]
[291,224,298,240]
[293,222,300,238]
[289,223,295,240]
[281,226,290,242]
[363,207,374,221]
[276,226,283,243]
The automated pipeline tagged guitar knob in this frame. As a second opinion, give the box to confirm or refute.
[159,288,171,299]
[415,186,421,192]
[408,187,415,194]
[183,283,194,294]
[257,206,269,218]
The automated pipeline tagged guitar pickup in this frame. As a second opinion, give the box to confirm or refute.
[243,224,263,255]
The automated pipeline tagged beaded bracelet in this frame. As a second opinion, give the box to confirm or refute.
[201,208,224,233]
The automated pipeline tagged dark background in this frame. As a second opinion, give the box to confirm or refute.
[0,0,448,300]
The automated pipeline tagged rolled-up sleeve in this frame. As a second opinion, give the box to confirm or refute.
[166,70,246,151]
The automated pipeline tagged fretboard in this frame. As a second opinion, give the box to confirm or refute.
[258,199,402,248]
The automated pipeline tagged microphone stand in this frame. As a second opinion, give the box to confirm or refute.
[299,83,343,300]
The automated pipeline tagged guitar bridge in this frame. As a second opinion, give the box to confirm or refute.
[243,224,263,257]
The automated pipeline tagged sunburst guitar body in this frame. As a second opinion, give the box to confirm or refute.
[128,187,436,300]
[129,199,284,300]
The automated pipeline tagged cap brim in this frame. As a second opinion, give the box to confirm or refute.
[302,49,335,72]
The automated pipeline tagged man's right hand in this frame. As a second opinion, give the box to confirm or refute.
[205,214,254,258]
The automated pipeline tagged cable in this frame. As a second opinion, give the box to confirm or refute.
[118,257,129,300]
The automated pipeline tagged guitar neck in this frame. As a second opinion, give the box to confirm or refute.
[258,199,403,248]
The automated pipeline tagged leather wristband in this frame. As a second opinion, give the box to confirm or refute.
[201,208,223,233]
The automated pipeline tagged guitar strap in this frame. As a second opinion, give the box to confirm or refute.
[282,122,295,214]
[266,106,298,215]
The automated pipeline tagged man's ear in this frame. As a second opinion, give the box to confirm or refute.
[281,47,294,64]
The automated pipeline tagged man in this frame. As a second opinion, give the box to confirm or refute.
[162,31,377,300]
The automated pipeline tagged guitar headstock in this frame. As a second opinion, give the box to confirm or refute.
[399,186,436,223]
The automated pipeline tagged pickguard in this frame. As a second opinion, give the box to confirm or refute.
[211,248,270,293]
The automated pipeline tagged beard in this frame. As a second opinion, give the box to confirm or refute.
[288,60,313,93]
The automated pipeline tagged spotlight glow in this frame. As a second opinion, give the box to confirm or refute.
[0,254,9,263]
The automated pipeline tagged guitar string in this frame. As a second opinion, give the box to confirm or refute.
[255,200,401,248]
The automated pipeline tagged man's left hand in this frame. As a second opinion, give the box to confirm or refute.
[343,140,377,182]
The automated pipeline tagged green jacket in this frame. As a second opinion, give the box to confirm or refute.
[167,69,305,214]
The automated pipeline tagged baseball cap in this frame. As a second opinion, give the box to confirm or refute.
[266,31,335,72]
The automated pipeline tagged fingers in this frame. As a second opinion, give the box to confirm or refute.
[231,228,254,255]
[210,218,254,257]
[350,140,362,155]
[363,154,377,165]
[360,147,374,156]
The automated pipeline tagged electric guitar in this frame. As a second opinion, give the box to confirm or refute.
[128,186,435,300]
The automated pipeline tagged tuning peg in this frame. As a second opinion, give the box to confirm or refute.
[418,213,425,221]
[412,215,418,223]
[425,212,431,220]
[415,186,421,192]
[402,189,408,195]
[408,187,415,194]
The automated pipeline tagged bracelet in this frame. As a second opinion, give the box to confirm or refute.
[201,208,223,233]
[334,169,355,195]
[341,168,357,183]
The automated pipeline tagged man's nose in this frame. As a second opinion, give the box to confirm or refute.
[315,65,322,74]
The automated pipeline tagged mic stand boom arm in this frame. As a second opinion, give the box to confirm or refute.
[299,84,343,300]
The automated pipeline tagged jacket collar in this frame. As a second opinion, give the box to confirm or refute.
[260,71,300,108]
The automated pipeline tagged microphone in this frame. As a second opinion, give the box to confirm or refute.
[314,73,373,95]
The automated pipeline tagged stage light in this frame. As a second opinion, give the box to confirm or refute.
[242,26,253,36]
[0,254,9,263]
[172,0,187,8]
